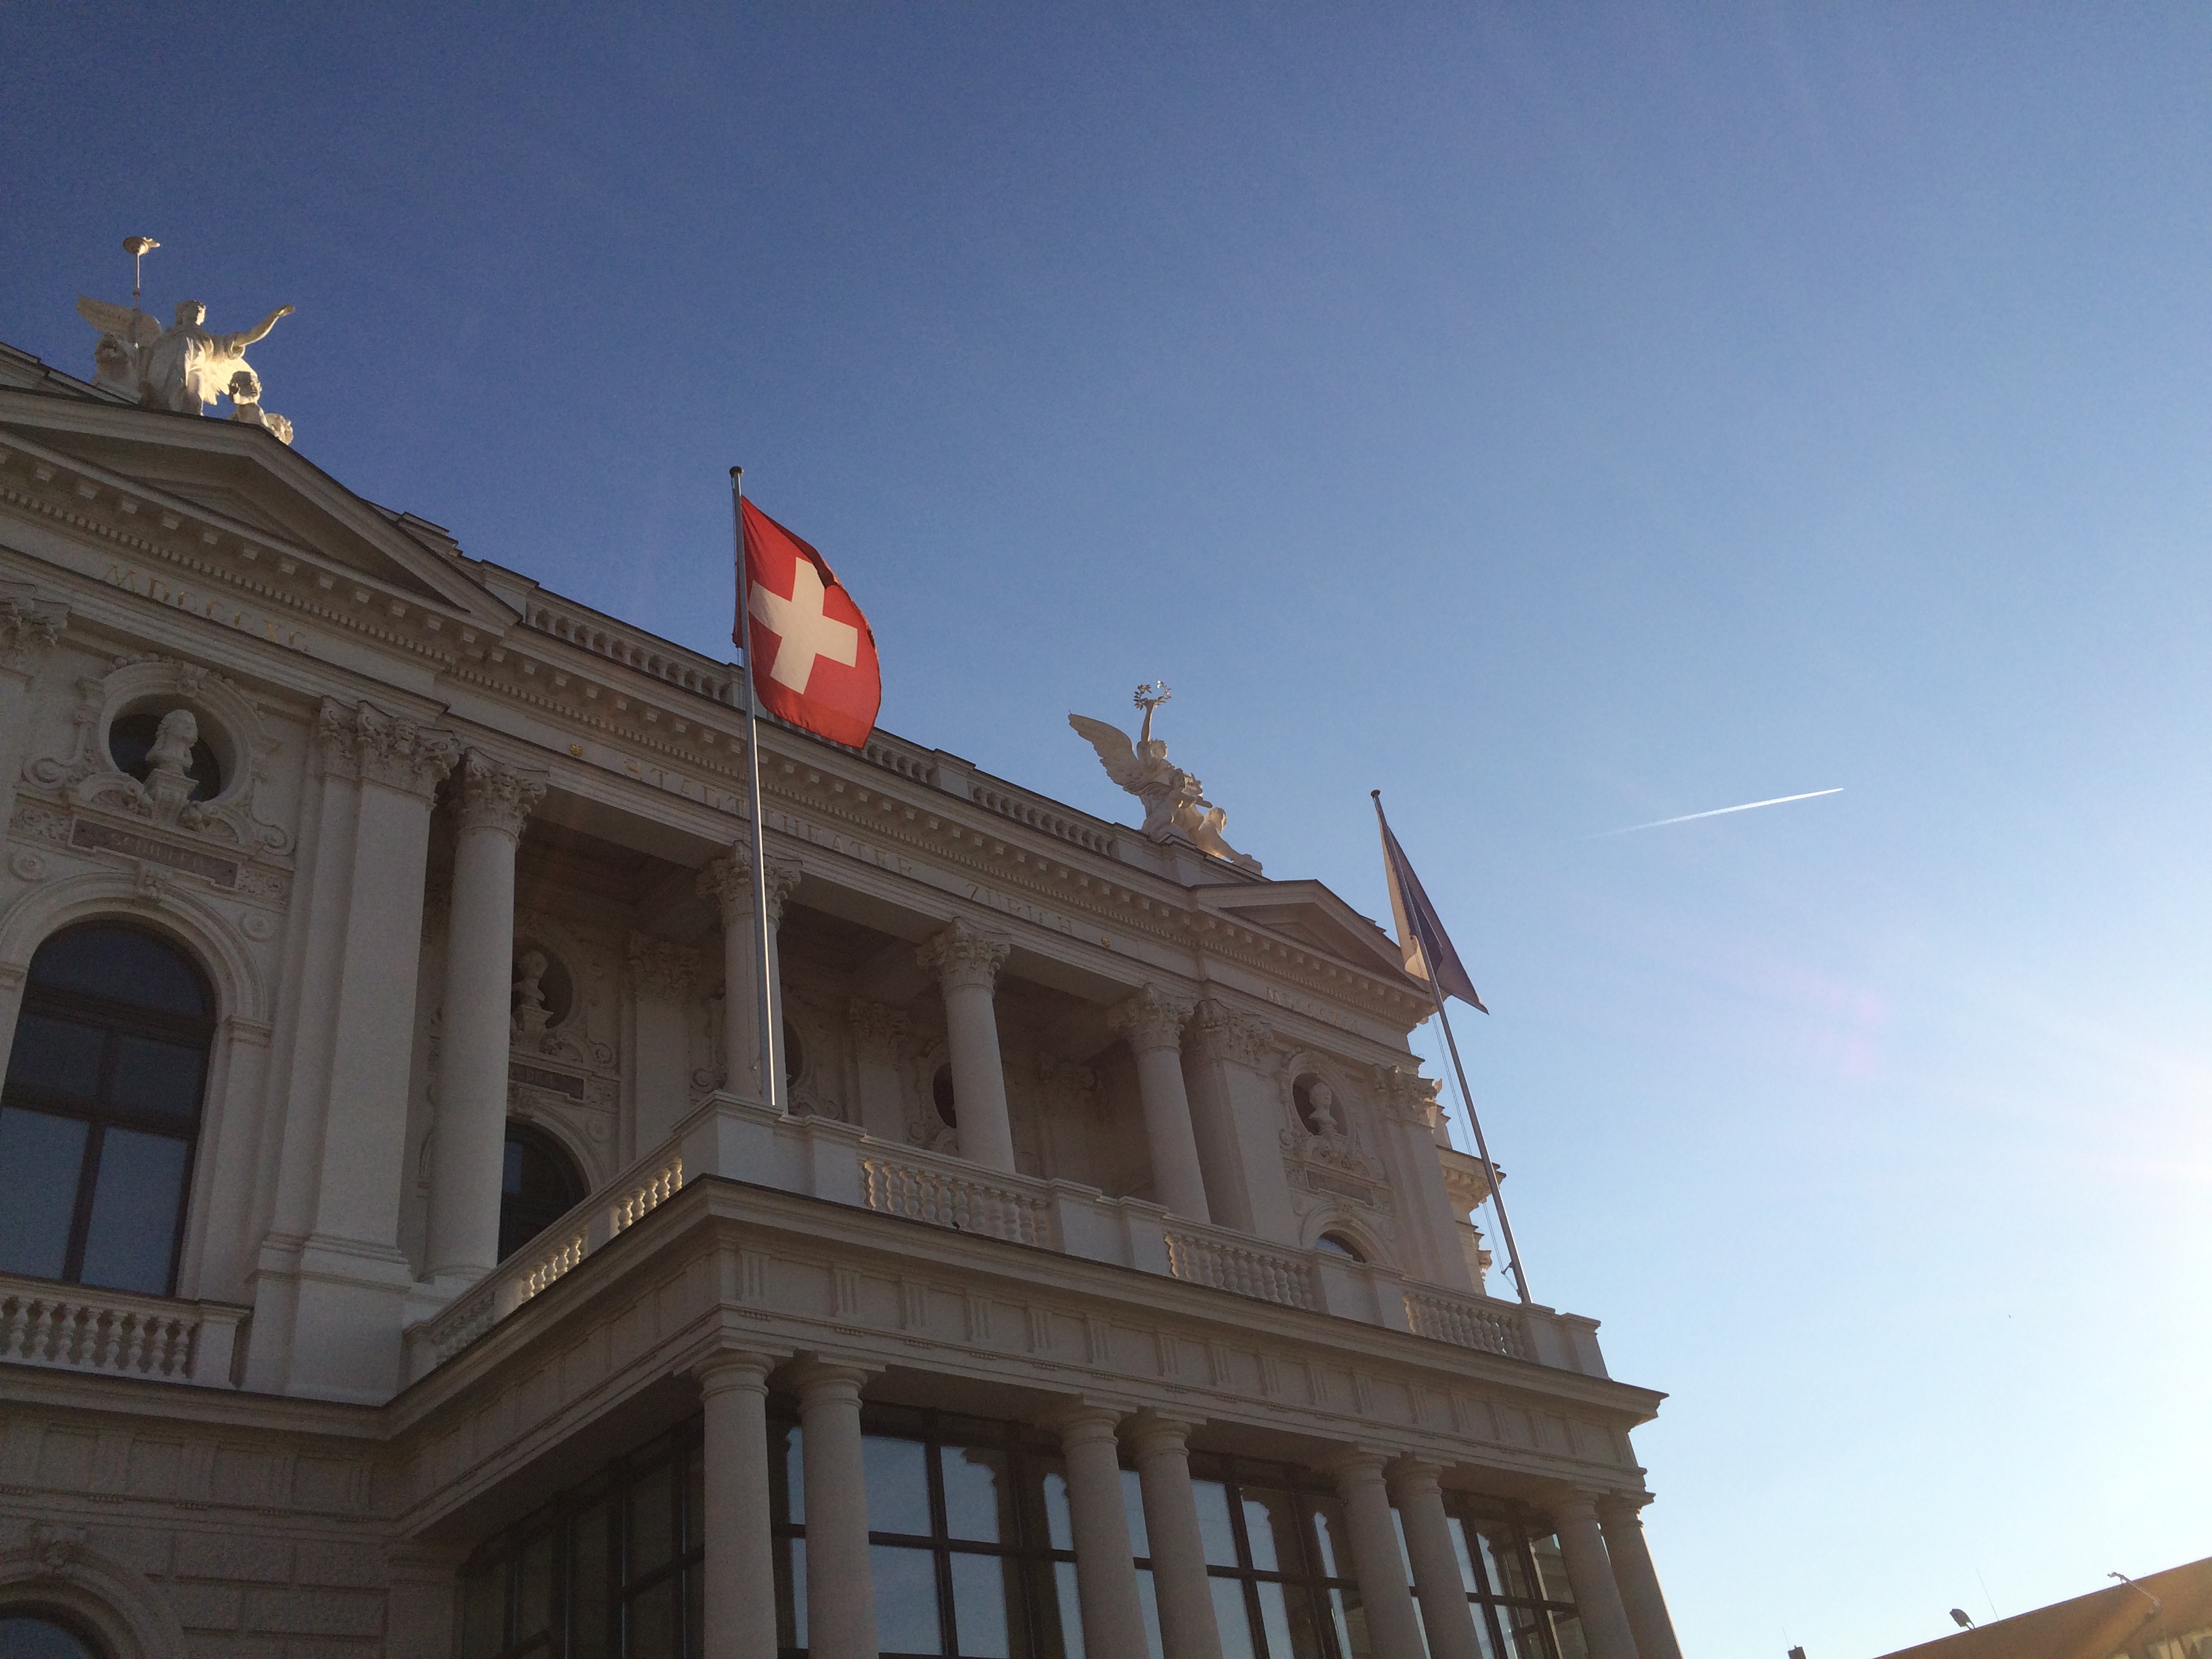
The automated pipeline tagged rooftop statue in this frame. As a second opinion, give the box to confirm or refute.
[1069,682,1261,872]
[75,287,295,438]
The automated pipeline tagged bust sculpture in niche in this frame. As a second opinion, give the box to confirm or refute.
[1305,1080,1341,1139]
[512,949,552,1038]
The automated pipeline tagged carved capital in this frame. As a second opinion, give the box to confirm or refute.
[699,848,804,928]
[628,932,703,1003]
[846,998,912,1063]
[315,699,459,796]
[1109,985,1195,1052]
[917,918,1009,993]
[1187,998,1277,1068]
[1374,1063,1443,1126]
[0,590,66,679]
[455,749,547,837]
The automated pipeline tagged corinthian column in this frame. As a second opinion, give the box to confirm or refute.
[1326,1449,1424,1659]
[424,750,547,1282]
[916,919,1015,1172]
[699,849,802,1104]
[1109,987,1210,1221]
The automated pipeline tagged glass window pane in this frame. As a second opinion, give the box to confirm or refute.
[1547,1612,1588,1659]
[949,1550,1019,1658]
[1476,1526,1535,1602]
[685,1439,707,1553]
[29,925,208,1015]
[515,1530,554,1639]
[866,1435,934,1538]
[1469,1601,1499,1659]
[1050,1559,1086,1659]
[1122,1469,1151,1559]
[1239,1488,1305,1576]
[872,1543,943,1655]
[1208,1576,1258,1659]
[6,1013,106,1097]
[775,1425,804,1525]
[1448,1517,1483,1595]
[779,1536,807,1650]
[0,1616,100,1659]
[1192,1480,1239,1568]
[625,1574,678,1659]
[1330,1587,1373,1659]
[459,1561,506,1658]
[1133,1568,1167,1659]
[108,1035,204,1122]
[1527,1534,1575,1607]
[0,1107,88,1279]
[942,1443,1013,1544]
[687,1561,705,1659]
[1391,1508,1417,1586]
[572,1500,611,1659]
[1309,1497,1351,1582]
[1495,1603,1551,1659]
[1040,1463,1075,1553]
[77,1128,187,1294]
[629,1459,676,1576]
[1255,1581,1324,1659]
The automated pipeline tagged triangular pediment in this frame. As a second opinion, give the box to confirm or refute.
[0,386,512,627]
[1197,878,1418,981]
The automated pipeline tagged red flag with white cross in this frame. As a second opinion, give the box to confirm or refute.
[736,499,882,749]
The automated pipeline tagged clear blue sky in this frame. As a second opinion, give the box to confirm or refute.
[6,7,2207,1654]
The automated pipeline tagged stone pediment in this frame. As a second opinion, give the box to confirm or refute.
[0,386,513,626]
[1196,878,1418,983]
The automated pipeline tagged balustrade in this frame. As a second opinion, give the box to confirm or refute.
[0,1274,243,1386]
[1402,1286,1533,1360]
[1164,1225,1318,1309]
[860,1151,1053,1246]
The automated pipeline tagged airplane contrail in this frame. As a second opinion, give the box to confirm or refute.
[1593,787,1843,838]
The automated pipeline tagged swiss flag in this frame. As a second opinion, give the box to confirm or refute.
[737,498,882,750]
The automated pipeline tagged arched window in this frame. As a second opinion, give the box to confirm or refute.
[498,1122,584,1262]
[0,1612,102,1658]
[1315,1232,1366,1263]
[0,924,213,1296]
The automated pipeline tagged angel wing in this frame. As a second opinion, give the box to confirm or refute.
[76,296,162,349]
[1068,713,1148,791]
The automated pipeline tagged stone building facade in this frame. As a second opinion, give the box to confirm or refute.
[0,337,1683,1659]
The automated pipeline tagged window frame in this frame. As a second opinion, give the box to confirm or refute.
[1435,1498,1584,1659]
[1168,1452,1368,1659]
[498,1119,588,1265]
[0,922,216,1296]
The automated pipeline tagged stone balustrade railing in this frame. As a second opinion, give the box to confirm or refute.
[861,1151,1054,1247]
[0,1273,245,1387]
[403,1097,1607,1382]
[405,1146,684,1382]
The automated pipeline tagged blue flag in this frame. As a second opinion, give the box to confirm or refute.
[1372,793,1486,1013]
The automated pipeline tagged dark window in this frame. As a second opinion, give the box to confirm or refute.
[1164,1453,1370,1658]
[931,1064,958,1129]
[0,924,213,1296]
[783,1020,805,1088]
[498,1122,585,1263]
[1315,1235,1366,1263]
[108,710,221,800]
[0,1612,103,1658]
[1436,1500,1584,1659]
[458,1423,705,1659]
[771,1405,1083,1658]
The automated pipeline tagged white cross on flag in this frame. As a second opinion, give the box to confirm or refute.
[737,499,882,749]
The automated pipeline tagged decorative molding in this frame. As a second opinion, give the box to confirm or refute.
[845,998,912,1064]
[628,933,703,1004]
[316,697,459,798]
[455,748,547,838]
[917,917,1009,993]
[697,848,804,929]
[0,589,66,680]
[1109,984,1195,1053]
[1188,997,1278,1068]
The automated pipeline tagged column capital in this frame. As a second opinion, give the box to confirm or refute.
[785,1355,880,1405]
[1109,985,1195,1052]
[454,748,547,837]
[1594,1490,1655,1525]
[699,848,804,928]
[1124,1408,1204,1460]
[0,589,65,680]
[1187,997,1277,1067]
[1548,1489,1605,1525]
[1040,1398,1129,1443]
[917,918,1009,992]
[692,1348,785,1397]
[316,698,460,797]
[1321,1444,1396,1485]
[1385,1455,1448,1496]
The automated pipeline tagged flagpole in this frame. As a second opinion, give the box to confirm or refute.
[1425,983,1532,1305]
[729,468,782,1111]
[1372,790,1534,1307]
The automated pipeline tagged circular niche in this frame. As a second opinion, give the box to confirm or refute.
[108,704,224,801]
[510,943,575,1027]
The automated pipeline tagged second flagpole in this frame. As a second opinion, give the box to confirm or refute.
[730,468,783,1111]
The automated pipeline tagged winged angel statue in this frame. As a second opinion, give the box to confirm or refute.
[1069,684,1261,872]
[76,295,296,443]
